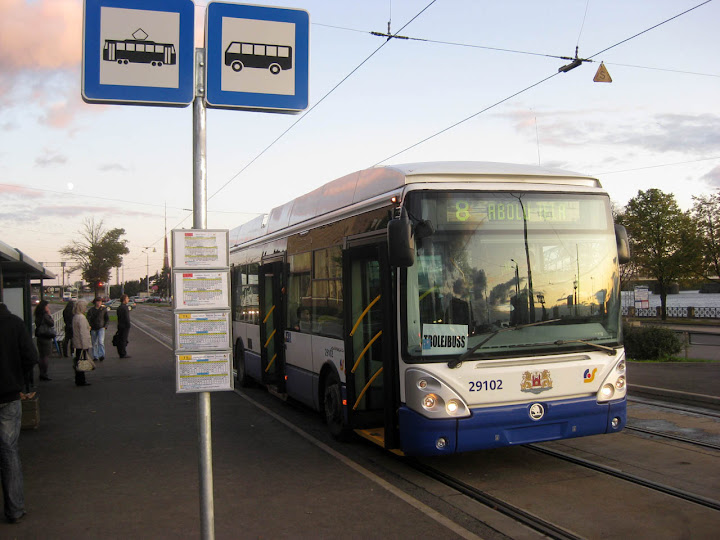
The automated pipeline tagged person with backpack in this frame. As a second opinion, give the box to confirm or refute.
[86,297,109,362]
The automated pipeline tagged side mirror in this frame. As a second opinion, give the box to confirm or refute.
[615,224,631,265]
[387,208,415,267]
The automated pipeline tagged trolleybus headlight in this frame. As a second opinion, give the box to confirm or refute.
[422,394,437,410]
[406,368,471,419]
[616,359,626,373]
[615,376,626,390]
[600,383,615,399]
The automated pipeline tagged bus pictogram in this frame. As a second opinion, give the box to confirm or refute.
[224,41,292,74]
[103,29,176,67]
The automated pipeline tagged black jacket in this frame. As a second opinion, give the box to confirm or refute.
[86,305,109,331]
[117,303,131,330]
[63,301,75,338]
[0,303,38,403]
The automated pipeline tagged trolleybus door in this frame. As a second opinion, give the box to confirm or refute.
[344,244,399,449]
[259,260,285,391]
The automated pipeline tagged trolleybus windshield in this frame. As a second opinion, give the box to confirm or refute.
[403,191,621,361]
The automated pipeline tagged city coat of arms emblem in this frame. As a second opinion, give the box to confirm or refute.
[520,370,553,394]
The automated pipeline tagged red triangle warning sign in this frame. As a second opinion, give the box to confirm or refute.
[594,62,612,83]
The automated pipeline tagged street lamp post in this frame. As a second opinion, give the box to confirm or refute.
[142,247,156,295]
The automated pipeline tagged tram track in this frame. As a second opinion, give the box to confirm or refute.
[525,443,720,512]
[625,424,720,451]
[405,458,583,540]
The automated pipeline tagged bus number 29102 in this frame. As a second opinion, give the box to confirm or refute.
[469,380,503,392]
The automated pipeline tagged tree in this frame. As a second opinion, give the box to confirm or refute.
[691,192,720,283]
[617,189,703,319]
[60,218,130,297]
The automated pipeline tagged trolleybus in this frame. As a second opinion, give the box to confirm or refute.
[229,162,630,456]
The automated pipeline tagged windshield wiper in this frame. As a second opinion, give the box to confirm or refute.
[554,339,617,355]
[449,318,562,368]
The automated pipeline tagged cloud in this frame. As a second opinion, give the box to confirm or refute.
[99,163,130,172]
[0,183,44,198]
[610,114,720,154]
[702,165,720,189]
[0,0,82,71]
[35,152,68,167]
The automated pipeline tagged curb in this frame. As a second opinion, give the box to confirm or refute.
[629,384,720,411]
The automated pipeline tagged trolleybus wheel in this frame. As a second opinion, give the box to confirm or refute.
[269,63,281,75]
[231,61,243,72]
[324,371,351,440]
[235,343,251,388]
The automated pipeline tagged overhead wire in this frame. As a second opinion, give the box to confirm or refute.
[373,0,715,164]
[207,0,439,203]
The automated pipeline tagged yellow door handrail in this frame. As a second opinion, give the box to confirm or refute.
[351,330,382,374]
[349,294,381,337]
[264,328,276,349]
[265,353,277,373]
[263,304,276,324]
[353,366,383,410]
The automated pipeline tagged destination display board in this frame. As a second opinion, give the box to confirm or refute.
[176,351,233,393]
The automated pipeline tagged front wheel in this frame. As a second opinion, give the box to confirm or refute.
[231,61,243,72]
[324,371,351,440]
[234,343,251,388]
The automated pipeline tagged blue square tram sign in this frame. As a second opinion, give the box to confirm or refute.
[82,0,195,106]
[205,2,309,113]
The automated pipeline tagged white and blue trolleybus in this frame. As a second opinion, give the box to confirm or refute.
[229,162,631,455]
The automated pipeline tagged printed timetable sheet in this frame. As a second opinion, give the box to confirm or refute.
[174,311,231,351]
[176,351,233,392]
[174,270,230,310]
[172,230,229,269]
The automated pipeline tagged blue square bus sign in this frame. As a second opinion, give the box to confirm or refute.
[205,2,309,113]
[82,0,195,107]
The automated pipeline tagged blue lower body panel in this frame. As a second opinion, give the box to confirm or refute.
[399,397,626,456]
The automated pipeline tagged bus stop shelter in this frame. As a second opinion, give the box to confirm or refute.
[0,238,54,332]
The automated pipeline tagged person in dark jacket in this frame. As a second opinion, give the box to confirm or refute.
[0,302,38,523]
[61,300,75,358]
[86,297,109,362]
[33,301,54,381]
[115,294,131,358]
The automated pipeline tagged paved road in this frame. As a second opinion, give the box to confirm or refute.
[11,317,468,539]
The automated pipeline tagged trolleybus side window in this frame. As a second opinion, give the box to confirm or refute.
[239,263,259,324]
[312,246,344,338]
[231,266,244,322]
[287,252,312,332]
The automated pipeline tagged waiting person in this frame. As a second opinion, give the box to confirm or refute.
[61,300,75,358]
[86,297,108,362]
[33,300,55,381]
[115,294,131,358]
[72,301,92,387]
[0,302,38,524]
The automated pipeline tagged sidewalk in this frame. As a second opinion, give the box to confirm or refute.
[7,322,460,539]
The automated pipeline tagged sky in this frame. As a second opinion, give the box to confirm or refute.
[1,0,719,287]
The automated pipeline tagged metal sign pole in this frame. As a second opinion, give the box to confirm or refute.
[193,48,214,540]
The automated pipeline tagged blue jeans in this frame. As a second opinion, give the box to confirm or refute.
[0,400,24,521]
[91,328,106,360]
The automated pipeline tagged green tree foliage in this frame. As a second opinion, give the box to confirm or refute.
[691,192,720,283]
[622,323,683,360]
[617,189,703,319]
[60,218,130,297]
